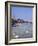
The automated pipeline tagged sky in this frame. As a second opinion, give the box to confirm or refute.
[11,6,32,21]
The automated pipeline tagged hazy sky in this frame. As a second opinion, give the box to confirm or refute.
[11,6,32,21]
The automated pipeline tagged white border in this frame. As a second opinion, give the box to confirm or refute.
[8,2,36,43]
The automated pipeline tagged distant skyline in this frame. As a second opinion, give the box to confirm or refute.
[11,6,32,21]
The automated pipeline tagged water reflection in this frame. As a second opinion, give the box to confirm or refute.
[11,23,33,39]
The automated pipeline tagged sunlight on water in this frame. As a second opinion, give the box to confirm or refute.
[10,23,33,39]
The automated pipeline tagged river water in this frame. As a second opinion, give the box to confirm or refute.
[10,23,33,39]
